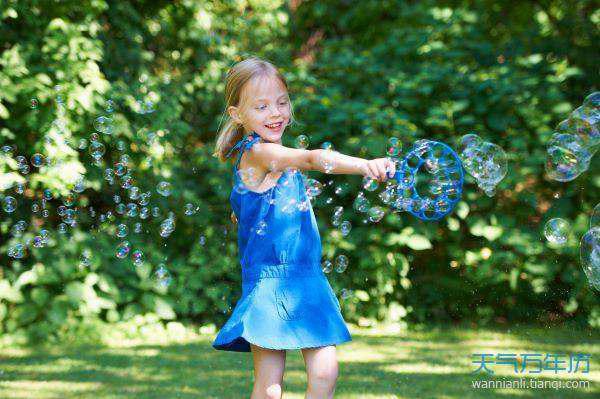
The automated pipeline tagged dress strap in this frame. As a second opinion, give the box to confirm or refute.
[226,132,262,171]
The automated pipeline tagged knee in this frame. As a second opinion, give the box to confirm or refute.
[308,365,338,390]
[264,383,282,399]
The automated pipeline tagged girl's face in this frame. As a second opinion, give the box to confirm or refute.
[232,75,291,144]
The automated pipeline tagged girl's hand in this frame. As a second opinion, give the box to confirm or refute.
[360,158,396,182]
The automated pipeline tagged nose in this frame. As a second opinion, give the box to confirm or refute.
[269,104,282,118]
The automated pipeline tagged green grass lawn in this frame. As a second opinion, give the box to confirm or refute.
[0,323,598,398]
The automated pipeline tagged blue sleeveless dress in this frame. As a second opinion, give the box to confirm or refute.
[212,132,352,352]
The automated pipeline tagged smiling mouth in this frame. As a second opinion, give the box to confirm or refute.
[265,122,283,129]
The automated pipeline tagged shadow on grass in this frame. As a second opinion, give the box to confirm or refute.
[0,327,598,398]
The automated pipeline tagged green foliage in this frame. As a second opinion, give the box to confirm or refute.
[0,0,598,343]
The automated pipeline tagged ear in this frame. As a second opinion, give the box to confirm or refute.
[227,105,242,124]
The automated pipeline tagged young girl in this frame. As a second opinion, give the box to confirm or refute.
[212,56,395,399]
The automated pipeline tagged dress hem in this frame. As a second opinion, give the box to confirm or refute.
[213,333,352,352]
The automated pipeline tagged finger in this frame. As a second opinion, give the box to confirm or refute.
[388,159,396,178]
[387,159,397,178]
[375,160,387,182]
[367,163,379,180]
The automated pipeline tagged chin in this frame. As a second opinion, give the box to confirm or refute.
[258,129,284,143]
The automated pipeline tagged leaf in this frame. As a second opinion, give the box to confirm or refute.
[406,235,432,250]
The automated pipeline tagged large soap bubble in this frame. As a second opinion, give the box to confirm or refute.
[459,134,508,196]
[591,203,600,229]
[392,139,463,221]
[545,92,600,182]
[567,105,600,150]
[580,227,600,291]
[544,133,592,182]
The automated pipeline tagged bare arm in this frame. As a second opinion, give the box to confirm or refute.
[246,143,396,182]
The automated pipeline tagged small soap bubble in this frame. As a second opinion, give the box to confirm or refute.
[184,203,195,216]
[116,241,131,259]
[154,264,172,288]
[132,249,144,266]
[335,255,349,273]
[544,218,570,246]
[318,150,337,173]
[294,135,309,149]
[362,176,379,191]
[321,259,333,273]
[353,192,370,213]
[94,115,113,134]
[3,196,17,213]
[156,181,172,197]
[30,98,39,109]
[89,141,106,160]
[305,178,323,198]
[116,224,128,238]
[31,153,45,167]
[368,206,385,223]
[387,137,402,157]
[255,220,267,235]
[340,220,352,236]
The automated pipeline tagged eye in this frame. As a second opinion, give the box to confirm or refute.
[256,104,267,110]
[278,100,288,106]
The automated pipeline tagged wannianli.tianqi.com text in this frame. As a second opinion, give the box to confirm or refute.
[471,379,591,390]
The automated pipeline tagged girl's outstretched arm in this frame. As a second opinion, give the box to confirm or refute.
[246,143,396,183]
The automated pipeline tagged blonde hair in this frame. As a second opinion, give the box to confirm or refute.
[213,56,296,162]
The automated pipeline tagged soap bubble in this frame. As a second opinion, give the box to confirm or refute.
[460,140,507,194]
[321,259,332,273]
[353,192,370,213]
[116,241,131,259]
[583,92,600,109]
[94,115,113,134]
[3,196,17,213]
[294,135,309,149]
[368,206,385,223]
[160,216,175,238]
[334,182,350,196]
[31,153,45,167]
[567,105,600,149]
[116,224,128,238]
[132,250,144,266]
[387,137,402,157]
[89,141,106,160]
[184,203,196,216]
[459,133,483,153]
[362,176,379,191]
[255,220,267,235]
[580,227,600,290]
[305,178,323,198]
[591,203,600,229]
[317,150,336,173]
[154,264,172,288]
[321,141,333,150]
[30,98,39,109]
[156,181,172,197]
[335,254,349,273]
[544,218,570,246]
[332,206,343,226]
[544,133,591,182]
[340,220,352,236]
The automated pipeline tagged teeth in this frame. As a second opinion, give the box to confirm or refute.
[266,122,282,128]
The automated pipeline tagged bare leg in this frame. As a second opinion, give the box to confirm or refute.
[302,345,338,399]
[250,344,286,399]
